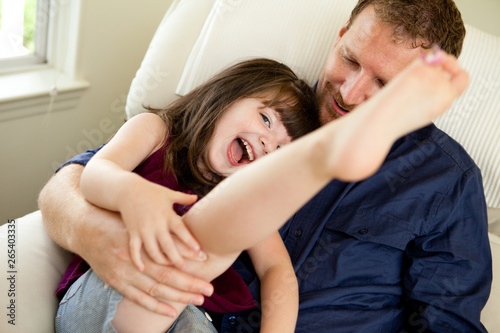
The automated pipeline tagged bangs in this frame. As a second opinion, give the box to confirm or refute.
[256,85,320,140]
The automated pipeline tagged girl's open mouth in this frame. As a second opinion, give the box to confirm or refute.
[228,137,255,166]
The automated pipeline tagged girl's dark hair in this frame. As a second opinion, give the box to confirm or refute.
[149,58,320,196]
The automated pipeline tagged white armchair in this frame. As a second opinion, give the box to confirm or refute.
[1,0,499,332]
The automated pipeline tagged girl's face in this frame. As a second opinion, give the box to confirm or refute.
[207,97,292,176]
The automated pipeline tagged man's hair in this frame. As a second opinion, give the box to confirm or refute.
[149,58,320,196]
[348,0,466,57]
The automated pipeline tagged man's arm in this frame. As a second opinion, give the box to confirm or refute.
[403,167,492,332]
[38,162,214,317]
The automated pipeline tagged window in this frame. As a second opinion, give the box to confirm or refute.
[0,0,49,72]
[0,0,89,122]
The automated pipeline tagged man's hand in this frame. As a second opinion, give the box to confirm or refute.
[39,164,213,317]
[86,213,213,317]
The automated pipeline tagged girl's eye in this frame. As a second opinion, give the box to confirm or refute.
[261,114,271,127]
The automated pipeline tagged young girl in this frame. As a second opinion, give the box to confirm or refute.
[57,50,469,333]
[57,58,321,333]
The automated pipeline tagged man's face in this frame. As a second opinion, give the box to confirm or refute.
[316,5,424,124]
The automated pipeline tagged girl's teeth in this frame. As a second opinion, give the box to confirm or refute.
[242,139,254,161]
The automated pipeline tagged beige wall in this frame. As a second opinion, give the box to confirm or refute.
[1,0,499,222]
[0,0,173,221]
[455,0,500,36]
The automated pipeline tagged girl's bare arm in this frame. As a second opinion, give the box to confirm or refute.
[80,113,200,269]
[247,234,299,333]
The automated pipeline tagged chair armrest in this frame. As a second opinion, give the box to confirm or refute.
[0,210,73,333]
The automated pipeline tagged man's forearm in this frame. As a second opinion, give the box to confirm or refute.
[38,162,213,316]
[38,163,121,255]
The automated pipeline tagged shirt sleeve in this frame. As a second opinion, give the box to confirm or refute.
[55,145,104,173]
[403,166,492,332]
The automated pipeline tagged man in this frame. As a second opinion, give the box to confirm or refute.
[39,0,491,331]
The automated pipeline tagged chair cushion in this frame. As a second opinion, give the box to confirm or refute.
[125,0,216,119]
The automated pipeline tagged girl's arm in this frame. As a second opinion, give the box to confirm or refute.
[247,234,298,333]
[80,113,200,270]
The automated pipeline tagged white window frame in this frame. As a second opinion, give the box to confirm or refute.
[0,0,50,72]
[0,0,89,122]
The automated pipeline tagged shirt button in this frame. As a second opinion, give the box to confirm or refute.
[228,315,237,325]
[358,228,368,235]
[294,229,303,237]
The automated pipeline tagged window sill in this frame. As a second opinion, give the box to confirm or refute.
[0,67,89,122]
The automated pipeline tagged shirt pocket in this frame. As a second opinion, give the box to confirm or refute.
[328,205,416,251]
[296,205,417,291]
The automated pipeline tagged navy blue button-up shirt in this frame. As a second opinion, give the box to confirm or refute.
[223,124,492,332]
[60,124,492,332]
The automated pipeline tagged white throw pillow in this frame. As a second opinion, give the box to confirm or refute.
[434,25,500,209]
[176,0,357,94]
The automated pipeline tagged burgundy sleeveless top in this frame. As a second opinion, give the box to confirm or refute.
[56,144,256,313]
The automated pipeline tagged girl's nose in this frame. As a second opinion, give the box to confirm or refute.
[260,136,279,155]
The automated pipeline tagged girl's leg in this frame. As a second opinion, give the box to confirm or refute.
[182,54,468,258]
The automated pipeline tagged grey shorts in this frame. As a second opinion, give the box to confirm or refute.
[55,269,217,333]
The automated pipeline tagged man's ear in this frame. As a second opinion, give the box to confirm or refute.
[334,18,350,45]
[338,18,350,38]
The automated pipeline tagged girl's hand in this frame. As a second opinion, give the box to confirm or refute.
[119,182,201,271]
